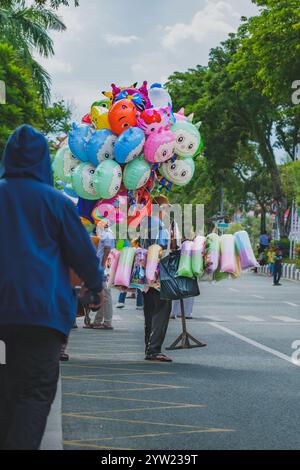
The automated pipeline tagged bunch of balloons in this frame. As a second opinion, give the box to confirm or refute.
[52,81,204,226]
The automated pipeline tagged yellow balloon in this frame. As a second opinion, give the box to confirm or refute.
[91,106,111,130]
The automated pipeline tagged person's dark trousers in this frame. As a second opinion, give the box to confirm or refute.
[273,264,282,285]
[0,325,64,450]
[143,288,171,356]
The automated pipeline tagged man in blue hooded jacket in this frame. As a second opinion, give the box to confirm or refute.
[0,125,104,450]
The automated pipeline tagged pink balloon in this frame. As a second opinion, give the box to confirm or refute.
[144,129,176,163]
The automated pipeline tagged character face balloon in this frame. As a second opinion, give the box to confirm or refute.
[52,145,80,184]
[148,83,172,109]
[108,99,138,135]
[86,129,117,167]
[93,160,123,200]
[159,157,195,186]
[114,127,145,165]
[110,81,151,110]
[71,163,98,200]
[91,102,111,130]
[68,123,92,162]
[171,121,200,158]
[144,129,176,163]
[138,107,172,135]
[123,156,151,190]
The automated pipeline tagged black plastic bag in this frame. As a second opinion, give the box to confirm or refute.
[159,251,200,300]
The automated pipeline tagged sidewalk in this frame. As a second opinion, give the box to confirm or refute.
[40,378,63,450]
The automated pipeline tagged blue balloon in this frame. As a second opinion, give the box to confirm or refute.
[86,129,117,167]
[114,127,145,165]
[68,123,92,162]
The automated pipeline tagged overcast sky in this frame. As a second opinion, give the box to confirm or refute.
[40,0,258,119]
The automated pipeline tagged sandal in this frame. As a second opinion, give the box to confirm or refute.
[92,324,114,330]
[60,353,69,362]
[145,353,172,362]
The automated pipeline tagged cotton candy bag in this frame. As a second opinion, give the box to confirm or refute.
[146,244,161,284]
[192,236,206,277]
[114,247,136,287]
[177,240,194,278]
[205,233,220,274]
[234,230,258,269]
[220,234,237,274]
[105,249,120,288]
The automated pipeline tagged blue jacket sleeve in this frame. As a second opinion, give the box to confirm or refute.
[58,198,103,292]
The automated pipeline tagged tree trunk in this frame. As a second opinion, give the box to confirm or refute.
[258,140,287,238]
[260,206,266,234]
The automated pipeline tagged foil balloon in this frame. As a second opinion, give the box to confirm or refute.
[91,99,111,110]
[144,128,176,163]
[174,107,194,122]
[86,129,117,167]
[148,83,172,109]
[171,121,201,158]
[93,160,122,199]
[52,145,80,183]
[102,83,138,104]
[91,100,111,130]
[138,107,172,135]
[114,127,145,164]
[92,191,127,225]
[71,163,98,200]
[159,157,195,186]
[108,99,138,135]
[68,123,92,162]
[123,156,151,190]
[82,113,93,125]
[110,81,151,110]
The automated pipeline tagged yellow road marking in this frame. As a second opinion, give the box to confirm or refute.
[63,412,233,431]
[64,404,205,414]
[62,377,180,387]
[63,392,203,407]
[63,412,208,428]
[65,427,234,446]
[64,442,134,450]
[84,386,188,392]
[62,371,173,378]
[62,364,172,373]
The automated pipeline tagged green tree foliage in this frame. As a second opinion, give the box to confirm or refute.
[166,2,300,237]
[0,43,43,154]
[34,0,79,8]
[248,0,300,104]
[0,0,66,102]
[0,43,73,158]
[43,99,72,136]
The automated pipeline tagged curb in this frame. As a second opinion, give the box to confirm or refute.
[256,263,300,282]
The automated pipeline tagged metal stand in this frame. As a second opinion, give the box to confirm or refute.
[166,299,207,350]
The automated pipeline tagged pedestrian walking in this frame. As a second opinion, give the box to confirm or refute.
[0,125,104,450]
[91,220,116,330]
[116,289,144,310]
[267,246,275,277]
[273,247,283,286]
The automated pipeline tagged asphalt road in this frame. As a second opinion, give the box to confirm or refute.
[61,273,300,450]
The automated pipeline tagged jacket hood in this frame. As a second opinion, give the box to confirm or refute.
[1,125,53,185]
